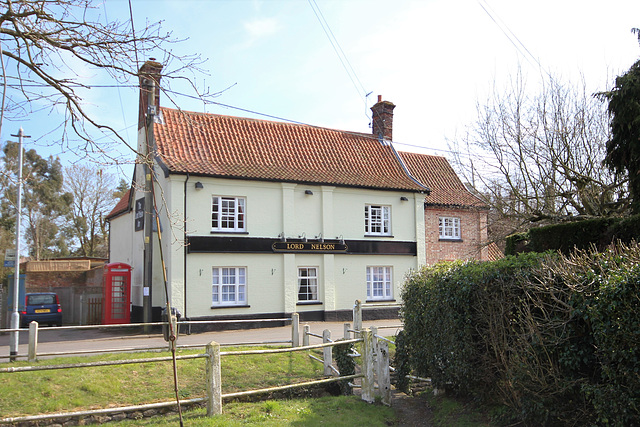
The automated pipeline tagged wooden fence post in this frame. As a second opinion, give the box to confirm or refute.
[371,326,379,354]
[361,328,374,403]
[206,341,222,416]
[353,300,362,334]
[377,338,391,406]
[291,313,299,347]
[323,329,333,376]
[28,321,38,362]
[343,322,351,340]
[303,324,310,347]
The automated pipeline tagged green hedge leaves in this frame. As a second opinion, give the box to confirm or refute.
[398,245,640,425]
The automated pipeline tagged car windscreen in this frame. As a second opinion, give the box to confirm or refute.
[27,294,56,305]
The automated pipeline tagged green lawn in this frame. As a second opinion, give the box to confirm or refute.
[0,342,494,426]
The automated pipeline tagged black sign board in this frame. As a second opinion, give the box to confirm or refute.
[272,241,348,253]
[135,198,145,231]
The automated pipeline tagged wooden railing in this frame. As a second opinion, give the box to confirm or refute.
[1,314,300,361]
[0,327,390,424]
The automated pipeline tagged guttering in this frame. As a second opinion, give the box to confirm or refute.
[389,143,431,195]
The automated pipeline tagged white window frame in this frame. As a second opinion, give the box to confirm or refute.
[366,266,393,300]
[212,267,246,306]
[212,196,246,232]
[297,267,319,302]
[364,204,391,236]
[439,216,461,240]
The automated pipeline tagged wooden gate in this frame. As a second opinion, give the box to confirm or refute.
[87,297,103,325]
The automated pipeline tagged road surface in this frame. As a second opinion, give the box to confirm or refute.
[0,319,402,361]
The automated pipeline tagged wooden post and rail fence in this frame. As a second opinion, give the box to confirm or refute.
[1,300,403,424]
[1,327,391,424]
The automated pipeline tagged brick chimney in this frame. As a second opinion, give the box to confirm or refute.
[371,95,395,141]
[138,59,163,130]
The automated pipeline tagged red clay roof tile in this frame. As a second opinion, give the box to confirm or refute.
[105,188,132,220]
[399,151,487,208]
[153,108,427,192]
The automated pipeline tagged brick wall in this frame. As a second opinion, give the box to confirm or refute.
[26,271,89,292]
[424,206,489,265]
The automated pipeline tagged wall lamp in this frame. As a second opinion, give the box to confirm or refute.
[305,190,313,195]
[195,181,204,190]
[400,196,408,201]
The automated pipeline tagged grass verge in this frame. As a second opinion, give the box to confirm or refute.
[0,346,325,418]
[111,396,395,426]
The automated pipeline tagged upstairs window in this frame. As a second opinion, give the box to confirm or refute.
[212,196,246,232]
[439,216,461,240]
[364,205,391,236]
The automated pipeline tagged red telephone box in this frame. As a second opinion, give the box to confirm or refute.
[102,262,132,324]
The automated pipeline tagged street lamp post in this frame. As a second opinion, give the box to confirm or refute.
[9,127,29,361]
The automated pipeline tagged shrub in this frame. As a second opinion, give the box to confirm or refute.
[525,217,617,254]
[506,215,640,255]
[400,254,546,397]
[400,244,640,425]
[574,259,640,425]
[333,340,356,396]
[504,232,529,255]
[392,331,411,394]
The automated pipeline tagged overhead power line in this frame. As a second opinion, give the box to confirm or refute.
[477,0,543,71]
[307,0,371,106]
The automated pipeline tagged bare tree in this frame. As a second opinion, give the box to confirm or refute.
[0,0,208,162]
[451,71,629,242]
[63,163,117,257]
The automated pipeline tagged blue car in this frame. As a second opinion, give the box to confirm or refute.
[20,293,62,327]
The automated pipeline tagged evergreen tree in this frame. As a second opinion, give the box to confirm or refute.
[600,29,640,213]
[0,142,73,260]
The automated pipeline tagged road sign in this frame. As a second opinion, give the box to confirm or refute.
[4,249,16,267]
[4,249,16,261]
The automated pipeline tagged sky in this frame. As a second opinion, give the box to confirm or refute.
[2,0,640,183]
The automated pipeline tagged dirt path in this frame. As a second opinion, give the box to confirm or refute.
[392,387,434,427]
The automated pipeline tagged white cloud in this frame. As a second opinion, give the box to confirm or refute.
[241,17,281,48]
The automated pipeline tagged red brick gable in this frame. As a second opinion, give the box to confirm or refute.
[153,108,427,192]
[400,151,487,208]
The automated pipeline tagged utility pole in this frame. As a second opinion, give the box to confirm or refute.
[143,79,155,328]
[9,128,29,361]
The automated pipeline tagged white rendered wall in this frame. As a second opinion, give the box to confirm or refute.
[173,176,424,318]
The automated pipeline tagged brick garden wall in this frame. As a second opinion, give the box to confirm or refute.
[25,266,105,292]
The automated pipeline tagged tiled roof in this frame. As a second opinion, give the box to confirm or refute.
[152,108,427,192]
[105,189,132,220]
[399,152,487,208]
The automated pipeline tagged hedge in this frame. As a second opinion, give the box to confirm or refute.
[505,214,640,255]
[398,244,640,425]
